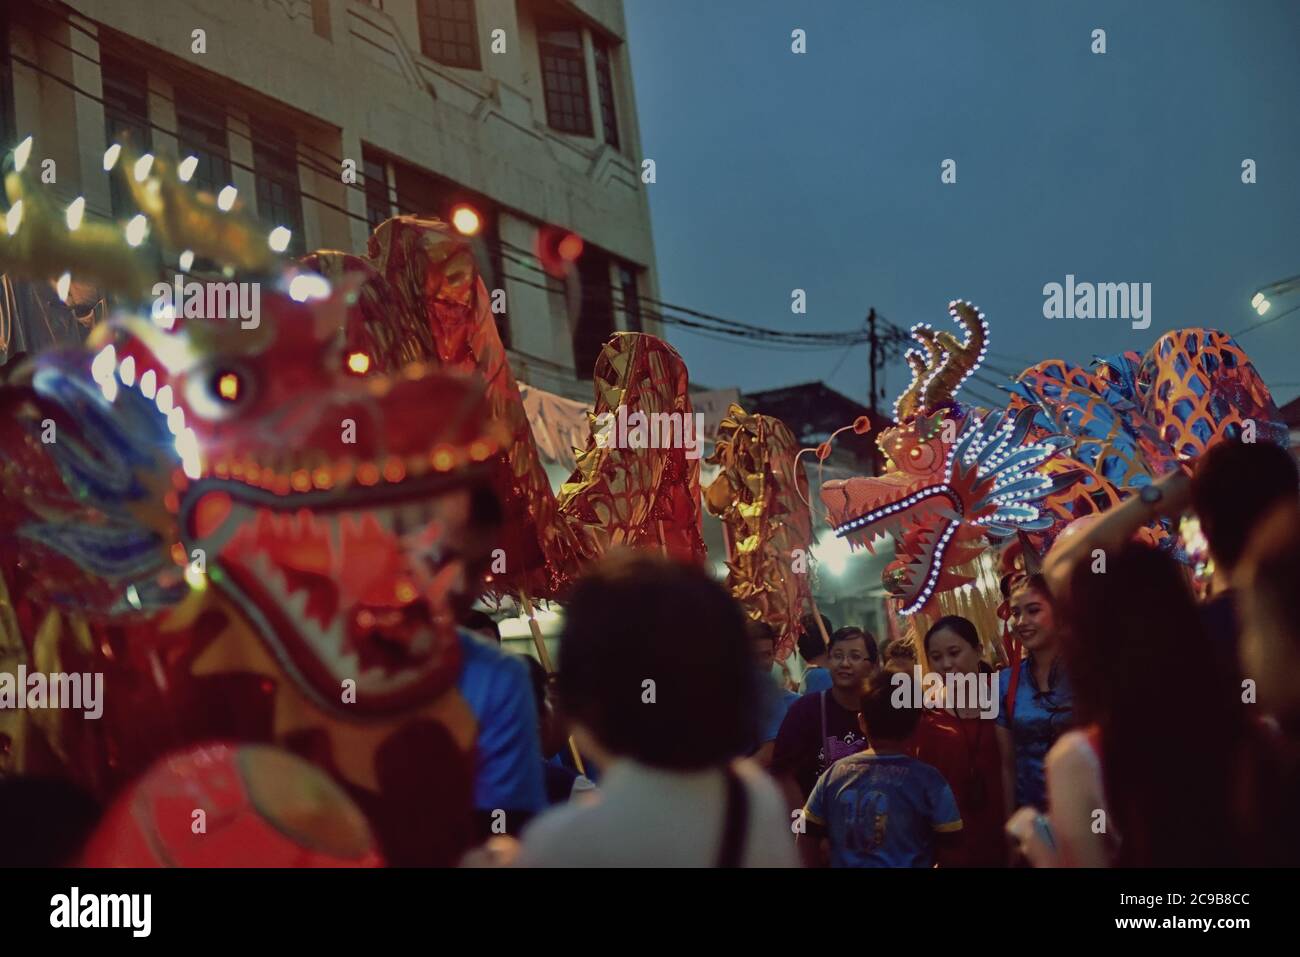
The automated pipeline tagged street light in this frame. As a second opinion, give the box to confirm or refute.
[813,529,851,577]
[1251,274,1300,316]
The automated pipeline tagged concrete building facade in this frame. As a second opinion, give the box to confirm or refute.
[0,0,658,399]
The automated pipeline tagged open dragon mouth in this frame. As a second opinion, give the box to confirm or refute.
[181,470,474,716]
[821,475,966,614]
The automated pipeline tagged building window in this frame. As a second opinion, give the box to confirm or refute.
[362,148,393,232]
[391,160,510,347]
[618,264,641,333]
[593,41,620,150]
[175,91,230,196]
[416,0,481,70]
[251,124,305,255]
[101,53,151,218]
[539,25,592,136]
[393,160,457,221]
[573,248,613,378]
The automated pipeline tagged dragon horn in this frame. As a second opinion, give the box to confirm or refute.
[117,144,283,277]
[921,300,989,411]
[0,135,284,303]
[1,136,154,299]
[894,325,945,420]
[893,350,926,421]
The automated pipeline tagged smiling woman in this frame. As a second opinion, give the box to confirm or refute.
[996,574,1073,821]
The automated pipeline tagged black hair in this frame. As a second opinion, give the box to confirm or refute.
[829,625,878,663]
[746,619,777,647]
[798,613,832,661]
[522,653,548,722]
[1191,440,1298,571]
[860,672,921,742]
[1063,542,1244,866]
[924,615,981,655]
[1010,572,1053,603]
[0,778,102,865]
[461,609,500,642]
[556,552,758,770]
[885,637,916,662]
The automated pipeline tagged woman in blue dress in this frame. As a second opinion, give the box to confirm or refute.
[996,573,1074,817]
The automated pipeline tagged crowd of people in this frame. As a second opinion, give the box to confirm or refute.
[3,439,1295,869]
[466,438,1299,868]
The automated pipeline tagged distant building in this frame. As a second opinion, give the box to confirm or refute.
[743,380,878,476]
[0,0,657,399]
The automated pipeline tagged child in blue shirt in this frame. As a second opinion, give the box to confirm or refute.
[802,671,963,867]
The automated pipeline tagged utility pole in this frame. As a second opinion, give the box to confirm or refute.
[866,307,881,474]
[867,308,878,420]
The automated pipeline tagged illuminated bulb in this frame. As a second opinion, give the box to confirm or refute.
[91,344,116,383]
[13,136,32,173]
[133,153,154,182]
[167,406,186,435]
[1256,298,1271,316]
[126,585,142,610]
[180,445,202,481]
[5,200,23,235]
[184,564,207,591]
[178,250,194,273]
[125,214,149,246]
[557,232,584,262]
[155,384,174,414]
[99,376,118,402]
[139,368,157,399]
[288,273,331,302]
[118,355,136,387]
[178,155,199,183]
[56,272,71,302]
[451,204,482,236]
[346,351,371,375]
[65,196,85,230]
[268,226,291,252]
[103,143,122,171]
[216,185,237,211]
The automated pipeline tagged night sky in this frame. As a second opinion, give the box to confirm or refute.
[625,0,1300,411]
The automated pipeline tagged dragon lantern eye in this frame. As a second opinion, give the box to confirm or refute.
[904,441,940,473]
[184,364,253,421]
[217,372,240,402]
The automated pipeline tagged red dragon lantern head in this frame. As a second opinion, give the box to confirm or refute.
[820,302,1076,614]
[0,140,505,720]
[2,275,505,718]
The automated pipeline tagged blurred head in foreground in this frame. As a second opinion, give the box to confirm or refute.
[556,552,758,770]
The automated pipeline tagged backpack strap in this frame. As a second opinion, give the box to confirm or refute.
[716,766,750,868]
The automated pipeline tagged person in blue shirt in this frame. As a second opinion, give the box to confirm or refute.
[750,621,799,768]
[996,573,1074,815]
[456,626,547,838]
[797,613,834,695]
[802,670,963,867]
